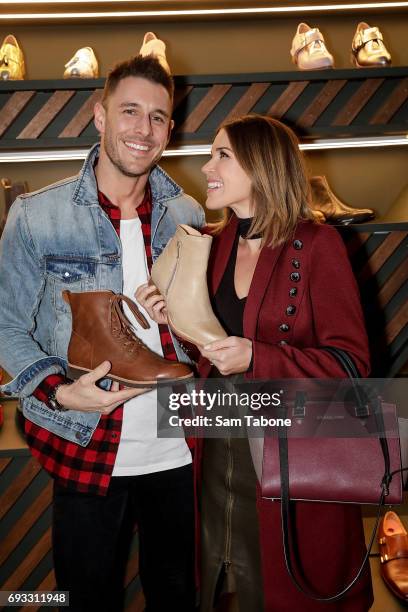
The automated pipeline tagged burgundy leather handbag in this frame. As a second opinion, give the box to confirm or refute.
[261,346,404,601]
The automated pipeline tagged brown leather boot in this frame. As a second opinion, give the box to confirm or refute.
[151,224,227,347]
[310,176,375,225]
[63,290,193,387]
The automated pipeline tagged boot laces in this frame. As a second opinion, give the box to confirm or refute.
[110,294,150,354]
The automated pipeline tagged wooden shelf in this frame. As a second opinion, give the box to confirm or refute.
[0,67,407,152]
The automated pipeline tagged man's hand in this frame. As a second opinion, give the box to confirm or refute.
[200,337,252,375]
[135,282,168,325]
[56,361,149,414]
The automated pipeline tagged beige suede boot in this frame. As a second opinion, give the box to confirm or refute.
[151,225,227,347]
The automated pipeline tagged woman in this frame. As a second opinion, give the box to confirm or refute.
[136,115,373,612]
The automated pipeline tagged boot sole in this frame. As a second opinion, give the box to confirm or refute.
[67,364,194,388]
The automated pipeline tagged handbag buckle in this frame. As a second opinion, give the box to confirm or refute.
[293,391,306,419]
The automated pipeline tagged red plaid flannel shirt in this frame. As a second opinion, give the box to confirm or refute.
[26,185,178,495]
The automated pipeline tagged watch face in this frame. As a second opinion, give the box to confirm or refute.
[48,390,68,412]
[48,397,59,411]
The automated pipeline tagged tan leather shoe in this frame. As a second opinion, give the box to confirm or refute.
[151,225,227,347]
[290,23,334,70]
[379,511,408,602]
[352,22,391,67]
[64,47,99,78]
[139,32,170,74]
[0,34,25,80]
[63,290,193,386]
[310,176,375,225]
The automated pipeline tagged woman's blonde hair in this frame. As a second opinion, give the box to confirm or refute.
[211,114,314,247]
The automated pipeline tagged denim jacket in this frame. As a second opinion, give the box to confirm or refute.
[0,144,205,445]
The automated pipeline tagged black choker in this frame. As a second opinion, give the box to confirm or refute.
[237,217,262,240]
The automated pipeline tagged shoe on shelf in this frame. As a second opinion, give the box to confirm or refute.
[139,32,170,74]
[378,511,408,602]
[351,22,391,67]
[64,47,99,78]
[0,34,25,80]
[290,23,334,71]
[151,225,227,347]
[310,176,375,225]
[63,290,193,387]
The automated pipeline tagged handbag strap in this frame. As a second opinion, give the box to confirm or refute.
[278,346,391,602]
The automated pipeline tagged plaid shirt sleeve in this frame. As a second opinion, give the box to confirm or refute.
[33,374,69,407]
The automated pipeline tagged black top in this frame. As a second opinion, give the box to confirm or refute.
[213,232,246,337]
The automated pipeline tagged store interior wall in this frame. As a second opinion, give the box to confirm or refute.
[1,11,407,222]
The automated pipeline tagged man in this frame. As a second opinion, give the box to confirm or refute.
[0,55,204,611]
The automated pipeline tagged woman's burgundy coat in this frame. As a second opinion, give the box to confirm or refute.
[196,216,374,611]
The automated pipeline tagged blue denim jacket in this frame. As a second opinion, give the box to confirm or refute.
[0,144,205,445]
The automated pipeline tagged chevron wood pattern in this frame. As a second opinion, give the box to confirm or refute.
[0,67,406,150]
[0,455,144,611]
[297,79,347,128]
[0,91,35,138]
[58,89,102,138]
[267,80,308,118]
[17,91,75,140]
[339,223,408,377]
[332,78,384,126]
[369,76,408,125]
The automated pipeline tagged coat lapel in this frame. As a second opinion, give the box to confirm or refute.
[243,242,286,339]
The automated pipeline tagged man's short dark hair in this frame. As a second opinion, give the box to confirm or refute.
[102,55,174,107]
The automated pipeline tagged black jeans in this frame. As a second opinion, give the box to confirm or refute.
[52,464,195,612]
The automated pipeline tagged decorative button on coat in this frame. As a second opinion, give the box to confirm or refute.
[289,287,298,297]
[292,259,300,269]
[286,305,296,316]
[293,239,303,250]
[279,323,290,332]
[290,272,301,282]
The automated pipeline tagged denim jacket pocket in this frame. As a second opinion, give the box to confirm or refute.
[45,256,97,313]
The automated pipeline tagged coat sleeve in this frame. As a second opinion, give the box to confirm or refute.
[0,198,66,397]
[250,226,370,379]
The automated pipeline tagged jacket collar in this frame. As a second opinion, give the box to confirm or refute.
[72,143,182,208]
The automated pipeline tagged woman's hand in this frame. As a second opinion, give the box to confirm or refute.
[200,336,253,375]
[135,282,168,325]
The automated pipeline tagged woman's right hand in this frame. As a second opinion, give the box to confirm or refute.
[135,282,169,325]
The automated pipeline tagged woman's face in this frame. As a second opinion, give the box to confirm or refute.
[201,129,254,218]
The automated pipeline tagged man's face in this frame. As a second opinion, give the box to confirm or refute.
[94,76,173,178]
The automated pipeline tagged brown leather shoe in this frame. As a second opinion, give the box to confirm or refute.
[310,176,375,225]
[378,510,408,602]
[63,290,193,387]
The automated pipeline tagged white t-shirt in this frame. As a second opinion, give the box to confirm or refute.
[112,217,191,476]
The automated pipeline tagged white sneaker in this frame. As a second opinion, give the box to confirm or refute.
[64,47,99,79]
[139,32,170,74]
[291,23,334,70]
